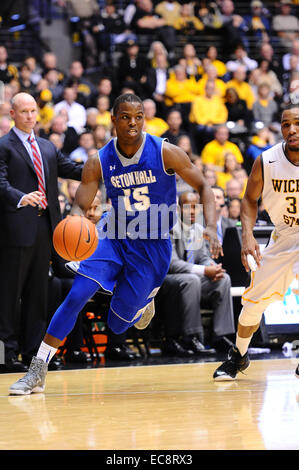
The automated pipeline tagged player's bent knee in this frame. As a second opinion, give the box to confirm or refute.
[107,308,141,335]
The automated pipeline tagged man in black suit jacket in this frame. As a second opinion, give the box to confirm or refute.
[0,92,83,372]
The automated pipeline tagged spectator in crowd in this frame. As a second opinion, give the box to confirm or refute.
[164,64,198,108]
[216,151,241,191]
[164,191,235,354]
[173,2,205,36]
[250,59,283,99]
[37,89,55,132]
[0,93,83,373]
[95,0,128,66]
[18,63,36,95]
[92,77,115,110]
[242,0,271,44]
[66,0,100,69]
[218,0,245,54]
[225,177,243,200]
[0,45,18,84]
[143,50,170,116]
[95,95,112,130]
[282,57,299,102]
[143,98,169,136]
[64,60,94,108]
[226,43,258,74]
[211,186,237,244]
[189,80,228,153]
[226,65,256,110]
[232,167,248,198]
[228,197,241,221]
[44,69,64,104]
[23,55,42,85]
[196,64,227,98]
[69,131,96,164]
[282,39,299,72]
[246,126,276,162]
[178,43,202,78]
[161,109,188,146]
[252,82,279,127]
[131,0,176,53]
[85,107,99,131]
[42,52,64,83]
[92,124,111,150]
[257,42,282,79]
[201,124,244,171]
[203,167,217,187]
[202,45,227,79]
[49,114,79,156]
[224,87,251,131]
[272,0,299,49]
[117,40,149,97]
[0,116,12,137]
[54,87,87,134]
[176,134,199,164]
[155,0,181,28]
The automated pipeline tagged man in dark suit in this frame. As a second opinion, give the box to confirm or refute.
[211,185,237,244]
[161,191,235,355]
[0,92,83,372]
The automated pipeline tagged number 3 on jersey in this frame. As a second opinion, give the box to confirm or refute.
[123,186,150,211]
[286,196,297,214]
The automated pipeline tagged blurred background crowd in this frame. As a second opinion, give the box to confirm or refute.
[0,0,298,223]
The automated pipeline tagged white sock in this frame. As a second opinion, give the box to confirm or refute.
[36,341,58,363]
[236,334,252,357]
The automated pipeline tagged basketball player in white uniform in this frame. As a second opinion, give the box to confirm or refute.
[213,103,299,380]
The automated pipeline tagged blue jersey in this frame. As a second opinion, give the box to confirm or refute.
[98,133,177,239]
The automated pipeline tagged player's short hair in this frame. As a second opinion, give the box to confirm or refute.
[112,93,143,116]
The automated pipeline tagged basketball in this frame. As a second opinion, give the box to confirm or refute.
[53,215,98,261]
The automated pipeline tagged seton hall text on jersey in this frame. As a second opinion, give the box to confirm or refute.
[110,169,157,189]
[272,178,299,193]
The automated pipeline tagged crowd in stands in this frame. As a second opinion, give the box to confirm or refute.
[0,0,298,363]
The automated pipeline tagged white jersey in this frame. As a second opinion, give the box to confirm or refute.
[262,142,299,235]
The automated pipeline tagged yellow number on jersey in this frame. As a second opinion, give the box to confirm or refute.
[123,186,150,212]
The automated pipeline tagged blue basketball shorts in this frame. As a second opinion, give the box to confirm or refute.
[77,235,172,330]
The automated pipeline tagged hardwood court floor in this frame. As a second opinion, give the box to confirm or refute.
[0,358,298,450]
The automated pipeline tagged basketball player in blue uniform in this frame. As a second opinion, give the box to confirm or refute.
[10,93,222,395]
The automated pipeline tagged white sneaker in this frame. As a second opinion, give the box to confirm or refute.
[65,261,80,274]
[9,357,48,395]
[134,299,155,330]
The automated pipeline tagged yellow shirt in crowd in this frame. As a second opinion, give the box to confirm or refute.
[96,111,112,129]
[165,76,199,106]
[144,117,169,137]
[196,76,227,97]
[189,95,228,126]
[225,79,256,110]
[201,139,244,167]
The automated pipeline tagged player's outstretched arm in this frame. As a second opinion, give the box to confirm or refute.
[240,155,263,271]
[163,141,222,258]
[72,152,102,215]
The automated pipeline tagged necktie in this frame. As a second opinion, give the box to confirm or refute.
[186,229,194,264]
[28,136,48,209]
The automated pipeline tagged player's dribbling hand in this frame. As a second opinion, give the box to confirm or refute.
[203,226,223,259]
[241,235,261,272]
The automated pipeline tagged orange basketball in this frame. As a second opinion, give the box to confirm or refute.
[53,215,98,261]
